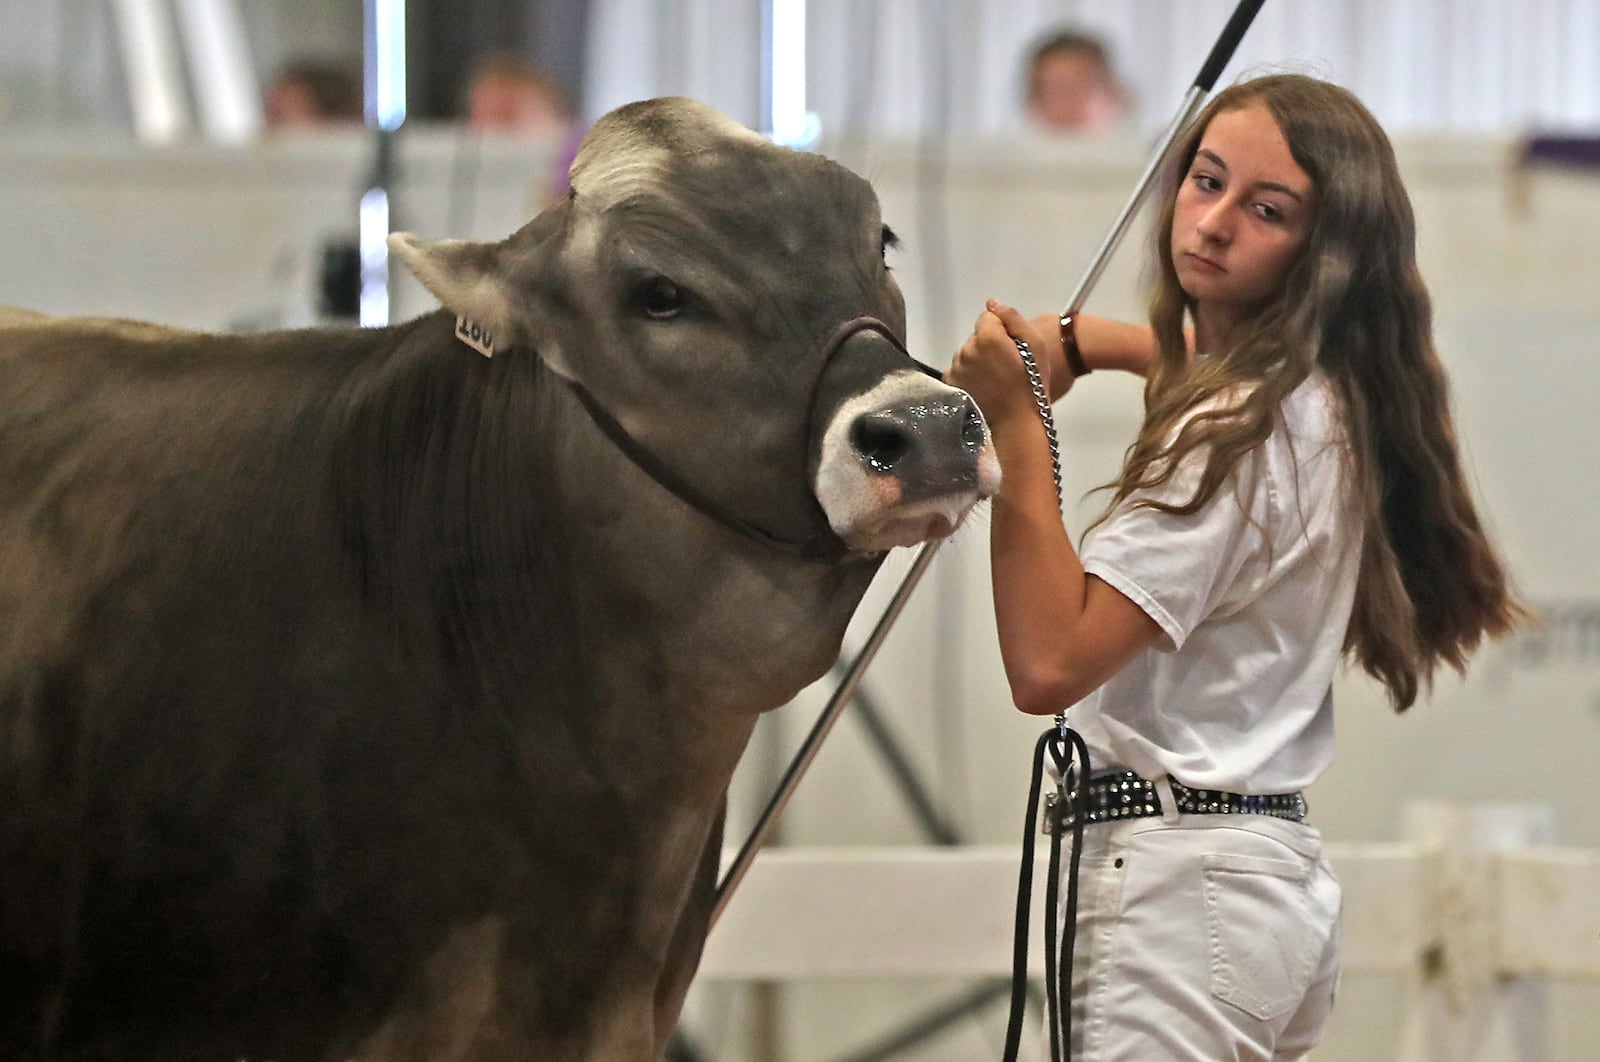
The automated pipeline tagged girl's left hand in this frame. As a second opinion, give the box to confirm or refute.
[948,299,1053,433]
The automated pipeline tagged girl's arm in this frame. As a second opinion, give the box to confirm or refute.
[948,301,1163,715]
[1030,312,1163,392]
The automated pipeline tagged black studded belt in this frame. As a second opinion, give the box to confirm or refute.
[1058,769,1308,828]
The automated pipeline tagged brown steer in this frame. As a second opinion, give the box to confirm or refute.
[0,98,997,1060]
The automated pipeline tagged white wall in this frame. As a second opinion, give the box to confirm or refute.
[0,126,562,328]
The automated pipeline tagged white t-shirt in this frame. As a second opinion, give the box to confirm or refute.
[1073,372,1362,794]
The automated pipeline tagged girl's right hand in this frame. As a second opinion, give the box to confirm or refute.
[948,302,1049,434]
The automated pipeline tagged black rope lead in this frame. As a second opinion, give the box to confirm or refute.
[1051,726,1092,1059]
[1001,724,1091,1062]
[1000,730,1052,1061]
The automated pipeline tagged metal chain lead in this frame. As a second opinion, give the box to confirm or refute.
[1012,337,1071,739]
[1012,338,1062,504]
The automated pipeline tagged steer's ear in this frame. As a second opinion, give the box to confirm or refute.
[388,233,515,338]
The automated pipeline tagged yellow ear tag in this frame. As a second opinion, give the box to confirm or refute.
[455,316,496,358]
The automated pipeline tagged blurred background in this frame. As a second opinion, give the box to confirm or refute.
[2,1,1597,1059]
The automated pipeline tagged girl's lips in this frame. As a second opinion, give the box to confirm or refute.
[1183,251,1225,272]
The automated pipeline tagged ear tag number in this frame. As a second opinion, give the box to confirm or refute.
[455,316,496,358]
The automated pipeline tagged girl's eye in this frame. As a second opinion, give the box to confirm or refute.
[1191,172,1221,192]
[635,276,685,319]
[1254,202,1283,223]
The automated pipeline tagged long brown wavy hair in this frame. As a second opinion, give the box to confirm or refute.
[1108,73,1521,711]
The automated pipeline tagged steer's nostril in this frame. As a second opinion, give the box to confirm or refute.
[961,402,986,449]
[851,414,912,473]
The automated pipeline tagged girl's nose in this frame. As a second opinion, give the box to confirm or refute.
[1195,200,1232,244]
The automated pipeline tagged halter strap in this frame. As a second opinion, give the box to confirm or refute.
[556,316,924,561]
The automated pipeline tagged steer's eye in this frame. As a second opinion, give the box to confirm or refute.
[880,225,900,267]
[635,276,686,320]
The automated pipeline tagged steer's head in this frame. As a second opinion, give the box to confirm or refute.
[392,97,998,557]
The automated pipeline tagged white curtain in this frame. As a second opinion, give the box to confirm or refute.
[582,0,765,127]
[0,0,127,125]
[8,1,1595,135]
[583,0,1600,135]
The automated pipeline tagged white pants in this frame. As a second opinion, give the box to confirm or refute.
[1049,811,1342,1061]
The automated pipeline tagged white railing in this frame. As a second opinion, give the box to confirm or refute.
[701,804,1599,1061]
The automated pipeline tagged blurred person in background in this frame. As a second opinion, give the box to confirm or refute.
[465,53,573,136]
[263,59,363,129]
[462,53,582,207]
[1024,28,1130,134]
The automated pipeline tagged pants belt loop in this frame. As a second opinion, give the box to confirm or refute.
[1154,775,1182,823]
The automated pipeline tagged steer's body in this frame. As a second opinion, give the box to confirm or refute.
[0,100,994,1060]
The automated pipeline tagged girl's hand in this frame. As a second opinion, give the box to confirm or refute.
[948,299,1056,433]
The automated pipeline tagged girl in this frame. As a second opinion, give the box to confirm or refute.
[948,74,1521,1060]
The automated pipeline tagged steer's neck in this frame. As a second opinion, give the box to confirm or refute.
[342,308,880,782]
[547,394,881,716]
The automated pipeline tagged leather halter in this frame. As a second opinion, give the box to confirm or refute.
[557,316,941,562]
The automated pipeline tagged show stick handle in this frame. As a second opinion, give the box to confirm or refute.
[1195,0,1267,91]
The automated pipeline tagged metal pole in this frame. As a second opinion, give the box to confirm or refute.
[175,0,260,143]
[1062,0,1265,318]
[711,541,940,926]
[109,0,191,143]
[764,0,819,148]
[360,0,407,327]
[711,0,1269,928]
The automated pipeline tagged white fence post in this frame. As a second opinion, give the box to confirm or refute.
[1397,802,1557,1062]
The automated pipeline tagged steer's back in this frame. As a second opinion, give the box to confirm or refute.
[0,313,458,1056]
[0,315,362,689]
[0,314,350,508]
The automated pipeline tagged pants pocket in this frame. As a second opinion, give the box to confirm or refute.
[1202,851,1320,1022]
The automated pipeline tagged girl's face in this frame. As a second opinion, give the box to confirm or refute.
[1171,103,1316,341]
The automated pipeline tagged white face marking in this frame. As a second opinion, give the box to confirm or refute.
[814,371,1000,552]
[569,99,768,211]
[697,107,768,146]
[570,140,672,211]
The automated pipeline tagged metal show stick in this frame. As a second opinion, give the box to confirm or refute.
[711,0,1269,930]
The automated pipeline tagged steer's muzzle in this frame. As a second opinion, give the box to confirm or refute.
[814,369,1000,553]
[848,392,989,496]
